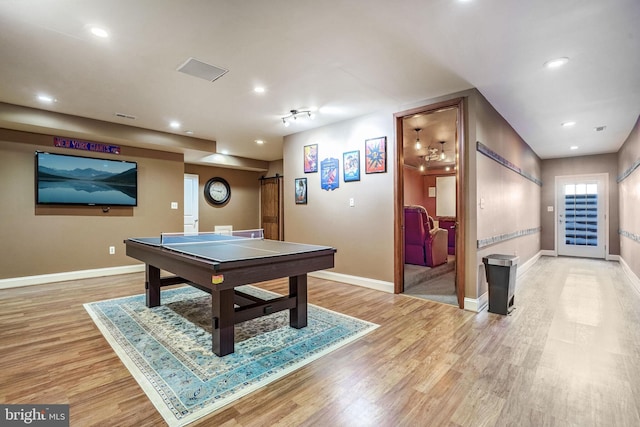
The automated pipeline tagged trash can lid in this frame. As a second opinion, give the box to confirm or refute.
[482,254,519,266]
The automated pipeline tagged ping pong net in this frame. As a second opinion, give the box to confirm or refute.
[160,228,264,246]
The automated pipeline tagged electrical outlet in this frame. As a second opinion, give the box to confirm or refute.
[349,198,355,207]
[109,246,115,255]
[171,202,178,209]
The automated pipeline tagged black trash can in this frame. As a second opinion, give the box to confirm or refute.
[482,254,519,315]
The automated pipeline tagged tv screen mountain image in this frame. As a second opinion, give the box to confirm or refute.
[35,151,138,206]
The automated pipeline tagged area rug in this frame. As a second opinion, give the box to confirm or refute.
[84,285,378,426]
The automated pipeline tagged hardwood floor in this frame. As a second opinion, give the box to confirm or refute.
[1,256,639,426]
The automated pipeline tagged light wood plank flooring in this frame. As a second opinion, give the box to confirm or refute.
[1,256,639,426]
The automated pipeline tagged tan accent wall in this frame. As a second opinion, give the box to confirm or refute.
[540,154,620,255]
[0,129,183,279]
[184,164,262,232]
[618,115,640,278]
[283,111,396,283]
[0,129,264,281]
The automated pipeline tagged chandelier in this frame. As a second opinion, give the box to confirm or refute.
[422,140,446,161]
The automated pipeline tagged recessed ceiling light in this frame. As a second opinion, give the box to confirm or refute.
[169,121,181,129]
[90,27,109,38]
[255,139,265,145]
[561,121,576,128]
[544,57,569,69]
[37,94,56,103]
[185,130,194,135]
[254,86,265,94]
[570,146,579,150]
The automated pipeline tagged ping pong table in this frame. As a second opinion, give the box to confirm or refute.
[124,230,336,356]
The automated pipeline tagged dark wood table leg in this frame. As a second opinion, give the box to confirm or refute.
[289,274,307,328]
[212,288,235,357]
[145,264,161,307]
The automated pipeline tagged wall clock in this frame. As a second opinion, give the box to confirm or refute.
[204,177,231,205]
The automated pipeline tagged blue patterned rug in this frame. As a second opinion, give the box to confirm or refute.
[84,285,378,426]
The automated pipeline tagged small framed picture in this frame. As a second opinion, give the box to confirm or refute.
[303,144,318,173]
[365,136,387,174]
[343,150,360,182]
[294,178,307,204]
[320,158,340,191]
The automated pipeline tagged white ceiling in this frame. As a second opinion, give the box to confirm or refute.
[1,0,638,164]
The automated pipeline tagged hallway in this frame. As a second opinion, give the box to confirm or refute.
[471,256,640,425]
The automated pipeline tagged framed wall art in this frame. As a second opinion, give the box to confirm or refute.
[343,150,360,182]
[303,144,318,173]
[365,136,387,174]
[320,157,339,191]
[294,178,307,204]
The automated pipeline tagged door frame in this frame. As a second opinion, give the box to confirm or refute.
[184,173,199,233]
[394,97,466,309]
[554,173,609,259]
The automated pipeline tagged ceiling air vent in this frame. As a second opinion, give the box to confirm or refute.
[177,57,228,82]
[594,125,607,132]
[115,112,136,120]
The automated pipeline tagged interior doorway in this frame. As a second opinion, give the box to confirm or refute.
[394,98,466,309]
[184,173,199,233]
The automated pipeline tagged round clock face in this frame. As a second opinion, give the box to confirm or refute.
[204,177,231,205]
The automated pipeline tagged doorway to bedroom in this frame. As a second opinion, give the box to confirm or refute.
[394,98,465,308]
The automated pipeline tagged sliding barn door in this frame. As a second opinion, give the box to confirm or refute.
[260,176,284,240]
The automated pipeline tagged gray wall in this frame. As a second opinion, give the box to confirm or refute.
[540,154,620,255]
[473,92,542,298]
[618,116,640,278]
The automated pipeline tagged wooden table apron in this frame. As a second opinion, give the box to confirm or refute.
[125,240,335,356]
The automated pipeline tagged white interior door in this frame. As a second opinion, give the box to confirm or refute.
[556,175,606,258]
[184,174,199,233]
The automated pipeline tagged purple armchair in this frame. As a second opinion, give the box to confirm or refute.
[404,205,448,267]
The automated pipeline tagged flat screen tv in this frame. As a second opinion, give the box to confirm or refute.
[35,151,138,206]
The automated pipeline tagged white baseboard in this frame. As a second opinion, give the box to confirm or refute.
[3,266,393,294]
[619,256,640,296]
[309,270,394,293]
[606,254,620,262]
[464,292,488,312]
[0,264,145,290]
[517,251,542,278]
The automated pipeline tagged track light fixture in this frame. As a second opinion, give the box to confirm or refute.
[281,109,315,127]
